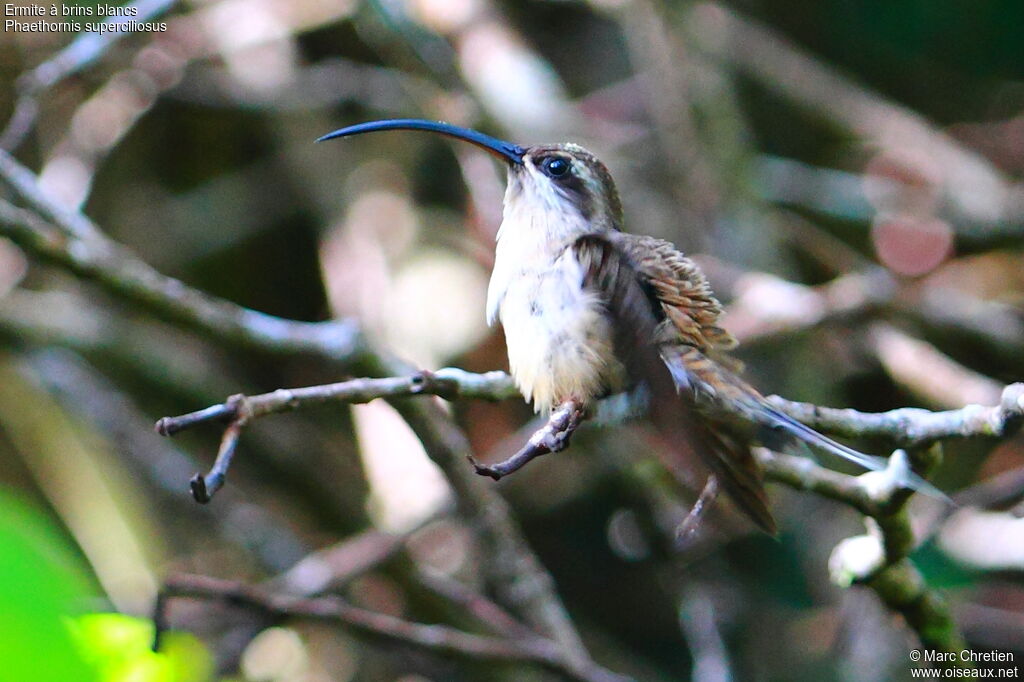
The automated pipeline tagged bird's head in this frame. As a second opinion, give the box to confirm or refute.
[318,119,623,233]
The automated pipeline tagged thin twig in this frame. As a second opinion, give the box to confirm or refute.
[759,450,881,516]
[412,568,539,640]
[0,96,37,153]
[189,417,244,503]
[820,440,968,661]
[706,257,1024,359]
[678,588,734,682]
[159,574,629,682]
[0,153,101,241]
[155,368,1024,457]
[674,475,719,546]
[868,323,1003,409]
[613,0,721,238]
[723,268,895,344]
[24,349,311,573]
[156,370,517,437]
[951,465,1024,512]
[155,371,517,502]
[273,526,424,596]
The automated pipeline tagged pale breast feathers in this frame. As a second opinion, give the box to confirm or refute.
[498,247,621,413]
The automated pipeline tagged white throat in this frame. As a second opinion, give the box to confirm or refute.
[485,175,591,325]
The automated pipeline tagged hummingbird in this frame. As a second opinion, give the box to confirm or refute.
[319,119,921,533]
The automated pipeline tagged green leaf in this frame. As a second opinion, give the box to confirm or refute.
[69,614,214,682]
[0,490,97,682]
[0,491,214,682]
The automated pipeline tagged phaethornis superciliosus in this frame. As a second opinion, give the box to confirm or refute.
[319,119,935,533]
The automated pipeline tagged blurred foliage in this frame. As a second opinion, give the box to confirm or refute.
[0,490,97,682]
[0,489,212,682]
[71,613,214,682]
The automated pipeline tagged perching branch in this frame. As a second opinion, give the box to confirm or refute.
[155,364,1023,454]
[153,364,1016,660]
[153,370,515,502]
[154,360,1017,661]
[155,369,517,437]
[674,475,720,545]
[155,362,1023,509]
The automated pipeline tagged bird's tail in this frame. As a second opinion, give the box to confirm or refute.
[575,234,777,533]
[755,403,947,499]
[668,346,945,499]
[756,403,889,472]
[689,419,777,534]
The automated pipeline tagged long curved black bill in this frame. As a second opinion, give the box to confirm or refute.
[316,119,525,165]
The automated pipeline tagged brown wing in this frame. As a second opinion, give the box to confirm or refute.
[612,233,759,409]
[608,234,940,505]
[612,234,737,353]
[573,234,776,534]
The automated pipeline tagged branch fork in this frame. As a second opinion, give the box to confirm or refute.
[156,371,526,503]
[156,393,251,504]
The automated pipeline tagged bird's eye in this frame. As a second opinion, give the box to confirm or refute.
[541,157,570,178]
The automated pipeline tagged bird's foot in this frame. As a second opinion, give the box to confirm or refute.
[470,400,585,480]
